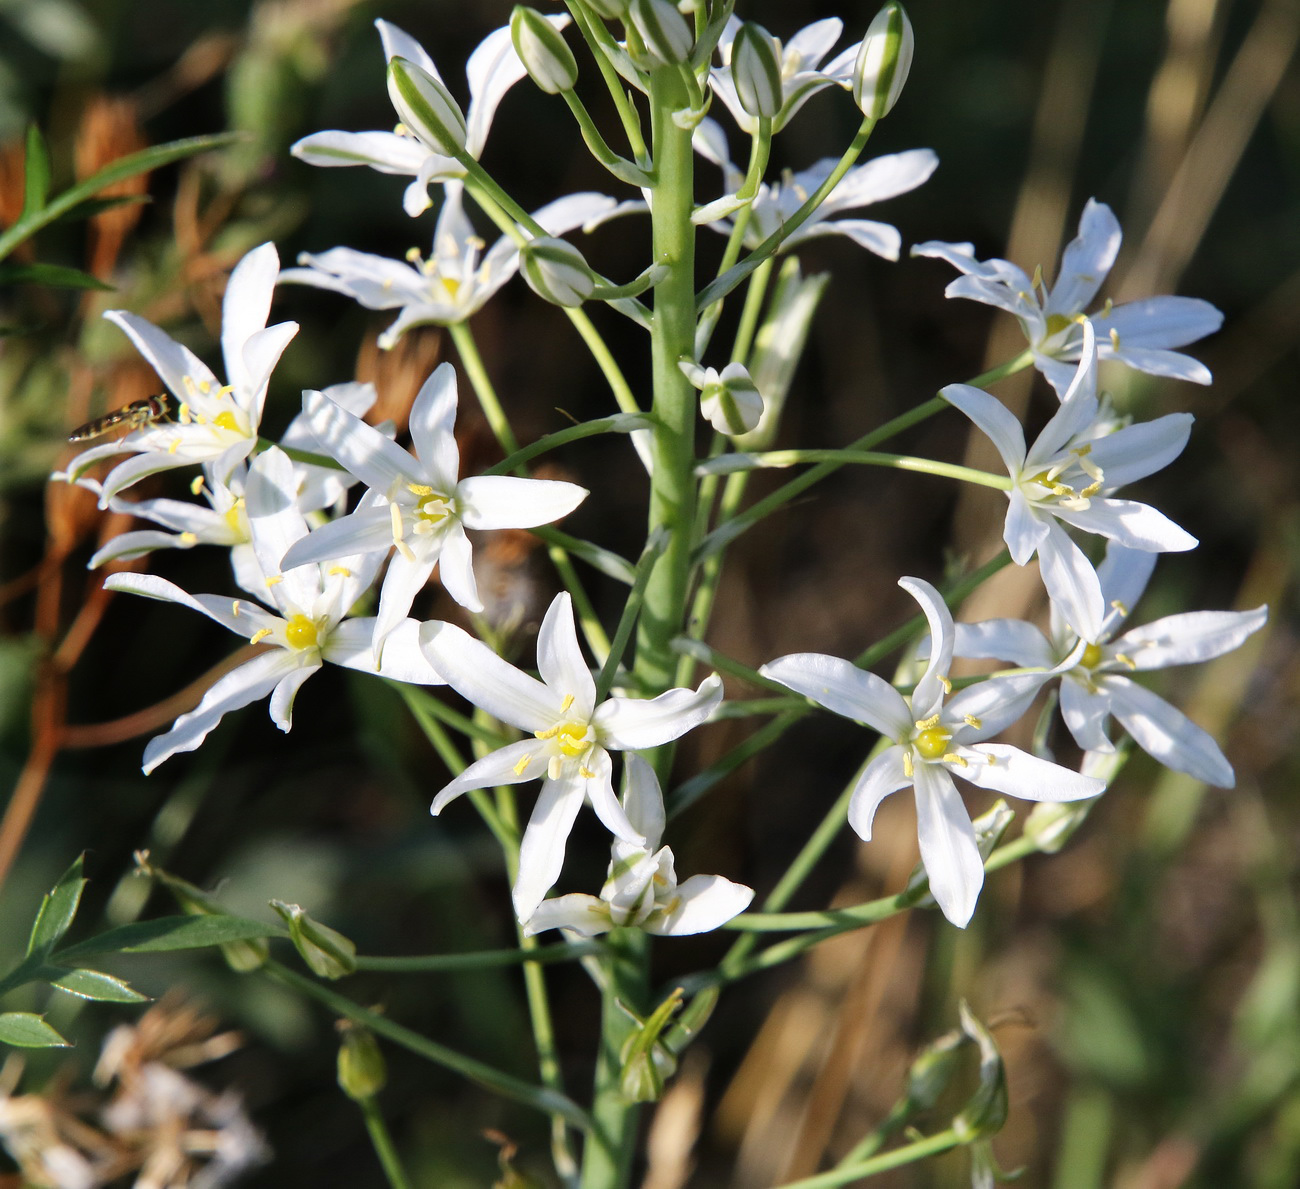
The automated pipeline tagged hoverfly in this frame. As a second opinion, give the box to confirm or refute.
[68,393,173,443]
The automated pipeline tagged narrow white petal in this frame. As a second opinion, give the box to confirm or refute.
[324,618,446,684]
[268,661,319,732]
[376,18,441,77]
[279,506,393,571]
[1116,605,1267,670]
[648,875,754,936]
[595,674,724,750]
[1085,413,1192,489]
[98,452,199,503]
[221,243,278,382]
[1096,543,1158,614]
[1005,490,1049,566]
[583,748,643,845]
[953,619,1055,668]
[1060,678,1115,753]
[103,310,220,404]
[245,447,314,607]
[1099,296,1223,349]
[431,739,541,815]
[513,776,586,920]
[1046,198,1120,316]
[436,522,481,613]
[301,388,419,493]
[88,529,190,567]
[821,149,939,212]
[621,753,666,851]
[1104,675,1235,787]
[458,475,588,530]
[899,577,954,720]
[1055,498,1198,553]
[407,363,460,484]
[523,894,611,937]
[759,653,911,739]
[535,592,597,715]
[237,321,298,424]
[1109,345,1213,384]
[946,673,1051,741]
[141,651,296,773]
[373,551,438,655]
[912,764,984,929]
[105,572,247,636]
[291,130,430,175]
[788,218,901,260]
[954,743,1104,802]
[420,621,559,731]
[941,385,1027,475]
[846,747,910,840]
[1038,520,1105,640]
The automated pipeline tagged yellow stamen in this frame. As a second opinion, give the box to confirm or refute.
[513,754,533,776]
[914,714,941,731]
[1109,327,1121,351]
[903,751,914,778]
[190,475,205,495]
[265,574,283,587]
[231,600,241,617]
[963,714,982,729]
[943,752,968,767]
[327,566,352,578]
[407,483,434,496]
[168,438,181,454]
[1115,652,1137,670]
[938,675,952,694]
[179,532,198,546]
[579,766,595,779]
[249,628,273,645]
[560,693,575,713]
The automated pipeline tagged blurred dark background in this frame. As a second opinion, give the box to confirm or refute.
[1,0,1297,1185]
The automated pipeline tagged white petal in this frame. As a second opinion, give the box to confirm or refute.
[279,506,393,571]
[88,529,191,567]
[1045,198,1120,316]
[1085,413,1192,488]
[141,650,297,773]
[376,18,441,77]
[246,446,315,608]
[523,894,611,937]
[1096,542,1158,614]
[595,675,724,750]
[759,653,911,739]
[408,363,460,486]
[912,763,984,929]
[820,149,939,213]
[620,753,666,851]
[103,310,220,404]
[846,747,910,840]
[373,550,437,655]
[268,661,319,732]
[1055,498,1198,553]
[941,384,1027,475]
[237,321,298,425]
[1116,605,1267,671]
[221,243,278,383]
[104,572,250,636]
[300,388,417,493]
[787,217,900,260]
[458,475,588,530]
[1060,678,1115,753]
[1108,345,1213,385]
[1004,490,1049,567]
[535,592,596,715]
[97,452,198,504]
[1099,296,1222,350]
[583,747,643,845]
[1038,520,1105,640]
[291,129,430,175]
[953,743,1104,802]
[648,875,754,935]
[324,617,446,684]
[513,776,585,920]
[952,619,1055,668]
[435,521,480,613]
[899,577,953,720]
[946,673,1051,741]
[1104,675,1235,787]
[420,620,559,731]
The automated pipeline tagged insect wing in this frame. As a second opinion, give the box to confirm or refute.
[68,395,171,443]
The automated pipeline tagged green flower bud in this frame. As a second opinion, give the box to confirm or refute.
[953,1002,1008,1139]
[852,3,914,119]
[584,0,630,18]
[520,237,596,307]
[731,22,783,120]
[681,360,764,436]
[511,7,578,95]
[337,1024,387,1101]
[387,56,467,157]
[271,900,357,980]
[628,0,694,65]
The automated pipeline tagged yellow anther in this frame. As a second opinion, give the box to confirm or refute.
[1080,480,1102,498]
[914,714,941,731]
[963,714,982,729]
[943,752,968,767]
[560,693,575,713]
[534,725,559,740]
[578,766,595,779]
[223,503,244,534]
[938,675,952,694]
[1111,598,1130,617]
[250,628,273,645]
[231,600,241,617]
[265,574,283,587]
[394,538,417,563]
[1102,297,1114,317]
[985,754,997,765]
[168,438,181,454]
[179,532,199,546]
[197,379,212,394]
[389,501,406,543]
[284,614,320,650]
[407,483,434,496]
[547,756,564,780]
[513,753,533,776]
[903,751,914,778]
[1030,263,1043,290]
[327,566,352,577]
[1109,327,1121,351]
[178,401,192,423]
[405,246,422,264]
[182,376,197,396]
[190,475,205,495]
[1115,652,1137,670]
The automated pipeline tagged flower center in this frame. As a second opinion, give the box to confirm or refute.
[223,498,245,535]
[410,485,453,529]
[1043,312,1072,337]
[212,410,241,433]
[284,614,321,650]
[913,724,952,760]
[554,721,592,757]
[1079,642,1104,669]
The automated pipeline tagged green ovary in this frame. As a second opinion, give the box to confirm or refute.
[913,725,952,760]
[284,614,320,650]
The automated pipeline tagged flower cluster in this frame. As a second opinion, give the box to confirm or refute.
[60,5,1260,949]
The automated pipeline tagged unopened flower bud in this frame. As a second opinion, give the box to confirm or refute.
[337,1024,387,1101]
[628,0,694,65]
[853,3,914,119]
[520,237,595,307]
[731,22,783,120]
[387,57,467,156]
[511,7,578,95]
[681,360,765,436]
[584,0,630,18]
[271,900,357,980]
[953,1002,1008,1139]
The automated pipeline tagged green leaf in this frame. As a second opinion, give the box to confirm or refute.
[20,125,50,220]
[55,914,285,961]
[51,968,150,1003]
[62,193,152,221]
[0,1012,69,1049]
[0,131,241,263]
[26,854,86,958]
[0,263,114,290]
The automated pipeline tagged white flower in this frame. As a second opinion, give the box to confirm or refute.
[280,184,615,345]
[64,243,297,502]
[523,754,753,937]
[913,199,1224,397]
[291,18,565,217]
[680,359,764,435]
[942,321,1197,640]
[280,363,587,652]
[419,593,724,920]
[760,577,1104,928]
[709,17,861,135]
[103,448,445,774]
[952,544,1268,788]
[693,117,936,260]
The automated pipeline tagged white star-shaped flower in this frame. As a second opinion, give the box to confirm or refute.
[291,18,566,217]
[419,593,723,921]
[104,447,444,774]
[913,198,1223,397]
[760,577,1104,928]
[280,363,587,654]
[952,544,1267,788]
[64,243,296,502]
[942,320,1197,639]
[523,754,753,938]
